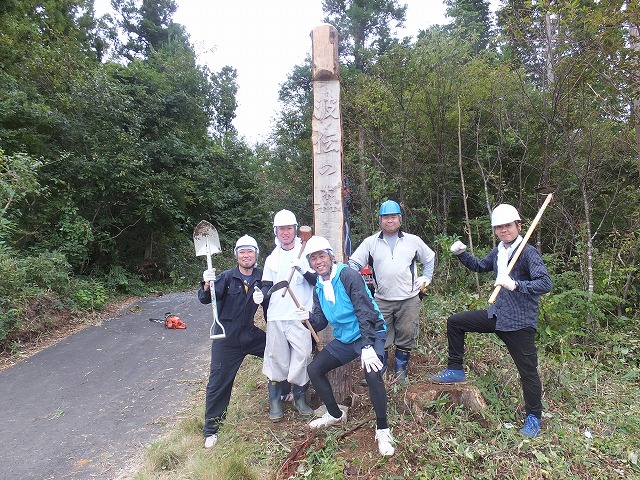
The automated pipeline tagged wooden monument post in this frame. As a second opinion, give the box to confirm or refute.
[310,24,352,402]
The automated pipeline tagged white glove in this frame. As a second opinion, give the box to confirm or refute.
[252,286,264,304]
[360,346,383,373]
[203,268,216,283]
[494,273,516,291]
[295,307,309,323]
[450,240,467,255]
[290,257,306,273]
[415,275,430,290]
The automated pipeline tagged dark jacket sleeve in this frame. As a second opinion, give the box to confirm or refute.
[457,248,497,274]
[303,270,317,286]
[308,289,329,333]
[340,267,383,347]
[197,271,229,305]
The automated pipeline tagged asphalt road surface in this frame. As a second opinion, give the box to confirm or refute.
[0,291,212,479]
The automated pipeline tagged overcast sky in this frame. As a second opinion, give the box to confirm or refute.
[95,1,449,143]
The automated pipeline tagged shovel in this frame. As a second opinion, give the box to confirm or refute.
[193,220,225,340]
[268,280,322,349]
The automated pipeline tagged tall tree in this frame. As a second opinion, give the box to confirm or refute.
[322,0,407,71]
[444,0,492,53]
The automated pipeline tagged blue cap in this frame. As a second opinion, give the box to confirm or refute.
[379,200,402,215]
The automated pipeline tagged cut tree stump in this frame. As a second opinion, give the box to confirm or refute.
[405,383,487,416]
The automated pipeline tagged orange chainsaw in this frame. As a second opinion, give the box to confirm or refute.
[149,312,187,329]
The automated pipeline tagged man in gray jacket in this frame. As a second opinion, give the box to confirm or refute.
[348,200,435,381]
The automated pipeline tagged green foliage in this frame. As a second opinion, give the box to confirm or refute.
[69,277,108,311]
[0,150,42,219]
[104,265,147,296]
[21,251,71,292]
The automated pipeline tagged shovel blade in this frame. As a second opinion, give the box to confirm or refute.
[193,220,221,256]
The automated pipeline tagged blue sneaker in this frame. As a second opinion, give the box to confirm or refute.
[429,369,466,384]
[519,414,541,437]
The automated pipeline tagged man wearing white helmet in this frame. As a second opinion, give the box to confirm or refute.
[253,209,316,421]
[430,203,552,438]
[298,236,395,457]
[348,199,436,381]
[198,235,267,449]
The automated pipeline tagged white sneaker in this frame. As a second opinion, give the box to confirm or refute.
[308,408,347,429]
[375,428,395,456]
[204,434,218,449]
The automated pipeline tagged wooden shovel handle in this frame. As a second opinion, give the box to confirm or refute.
[488,193,553,304]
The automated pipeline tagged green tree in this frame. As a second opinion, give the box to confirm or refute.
[322,0,407,71]
[444,0,492,53]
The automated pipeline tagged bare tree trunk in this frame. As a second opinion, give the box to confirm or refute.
[630,24,640,176]
[311,24,352,403]
[358,126,374,232]
[458,98,480,293]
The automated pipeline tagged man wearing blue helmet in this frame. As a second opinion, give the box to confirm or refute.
[348,200,435,381]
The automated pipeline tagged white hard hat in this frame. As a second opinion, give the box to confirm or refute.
[491,204,521,226]
[304,236,334,260]
[234,235,259,256]
[273,209,297,228]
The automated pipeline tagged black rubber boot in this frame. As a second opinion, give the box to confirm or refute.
[268,380,283,422]
[292,383,314,416]
[394,348,411,382]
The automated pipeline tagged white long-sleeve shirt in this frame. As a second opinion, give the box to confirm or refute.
[262,243,314,321]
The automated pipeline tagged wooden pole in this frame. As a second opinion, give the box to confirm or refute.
[310,24,352,402]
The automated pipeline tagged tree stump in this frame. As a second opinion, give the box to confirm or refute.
[405,383,487,417]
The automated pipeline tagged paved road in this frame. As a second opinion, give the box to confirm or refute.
[0,291,212,479]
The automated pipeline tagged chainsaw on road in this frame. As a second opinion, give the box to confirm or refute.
[149,312,187,329]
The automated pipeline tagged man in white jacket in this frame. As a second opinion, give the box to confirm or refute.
[253,209,316,421]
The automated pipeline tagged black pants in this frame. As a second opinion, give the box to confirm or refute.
[204,330,266,436]
[447,310,542,418]
[308,347,388,430]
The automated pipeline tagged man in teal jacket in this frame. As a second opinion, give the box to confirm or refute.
[297,236,395,457]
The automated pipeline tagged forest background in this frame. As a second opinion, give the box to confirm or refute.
[0,0,639,476]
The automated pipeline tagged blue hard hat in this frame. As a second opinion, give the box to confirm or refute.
[379,200,402,215]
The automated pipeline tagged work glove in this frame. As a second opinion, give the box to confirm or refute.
[414,275,431,291]
[450,240,467,255]
[360,346,383,373]
[203,268,216,283]
[295,307,309,323]
[494,273,516,291]
[252,286,264,304]
[290,257,306,274]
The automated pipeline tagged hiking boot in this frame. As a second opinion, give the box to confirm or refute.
[375,428,395,456]
[429,368,466,384]
[519,414,541,437]
[204,434,218,449]
[308,407,347,429]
